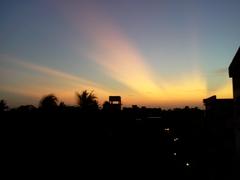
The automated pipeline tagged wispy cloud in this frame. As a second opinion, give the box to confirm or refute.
[213,67,228,76]
[0,54,113,105]
[1,54,100,87]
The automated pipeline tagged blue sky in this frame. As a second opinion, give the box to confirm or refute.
[0,0,239,108]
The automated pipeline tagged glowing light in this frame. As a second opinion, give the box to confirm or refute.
[186,162,190,167]
[72,6,208,107]
[84,21,162,97]
[164,128,170,132]
[173,138,179,142]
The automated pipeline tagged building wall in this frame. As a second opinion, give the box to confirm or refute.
[233,76,240,99]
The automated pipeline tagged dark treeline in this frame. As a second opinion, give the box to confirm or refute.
[0,90,232,179]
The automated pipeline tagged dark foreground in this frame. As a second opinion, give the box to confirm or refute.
[1,110,238,179]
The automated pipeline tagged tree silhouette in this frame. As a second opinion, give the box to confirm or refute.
[16,105,36,113]
[102,101,110,111]
[59,101,66,107]
[39,94,58,111]
[76,90,99,111]
[0,100,8,112]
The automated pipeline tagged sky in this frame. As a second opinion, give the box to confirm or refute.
[0,0,240,108]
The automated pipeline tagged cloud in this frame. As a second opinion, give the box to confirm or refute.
[0,85,42,99]
[0,54,113,105]
[1,54,100,87]
[213,67,228,76]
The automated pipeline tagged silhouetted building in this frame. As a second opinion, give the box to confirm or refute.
[204,46,240,126]
[203,96,234,128]
[203,47,240,177]
[109,96,121,111]
[229,47,240,162]
[229,47,240,99]
[132,105,139,109]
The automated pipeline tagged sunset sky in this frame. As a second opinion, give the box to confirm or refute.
[0,0,240,108]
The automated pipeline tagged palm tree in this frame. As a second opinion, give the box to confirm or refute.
[39,94,58,111]
[76,90,99,111]
[0,100,8,112]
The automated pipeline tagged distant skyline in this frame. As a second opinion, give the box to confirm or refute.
[1,0,240,108]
